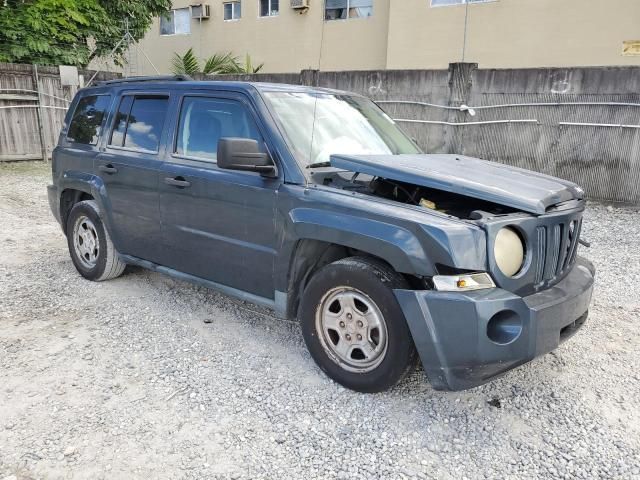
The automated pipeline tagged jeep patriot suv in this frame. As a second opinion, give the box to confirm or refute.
[48,76,595,392]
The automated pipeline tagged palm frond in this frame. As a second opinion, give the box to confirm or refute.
[234,54,264,74]
[170,47,200,76]
[202,52,239,74]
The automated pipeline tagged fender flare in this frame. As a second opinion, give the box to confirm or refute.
[58,171,118,245]
[283,208,437,277]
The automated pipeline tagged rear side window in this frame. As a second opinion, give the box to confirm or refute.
[175,97,263,161]
[108,95,169,152]
[67,95,111,145]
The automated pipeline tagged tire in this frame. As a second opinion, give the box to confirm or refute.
[299,256,417,393]
[65,200,126,281]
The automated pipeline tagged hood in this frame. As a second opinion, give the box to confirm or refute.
[330,153,584,214]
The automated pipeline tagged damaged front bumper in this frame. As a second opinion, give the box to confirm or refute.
[395,257,595,391]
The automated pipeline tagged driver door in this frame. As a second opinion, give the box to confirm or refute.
[158,92,280,299]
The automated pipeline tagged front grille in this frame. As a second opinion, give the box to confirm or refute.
[534,216,582,286]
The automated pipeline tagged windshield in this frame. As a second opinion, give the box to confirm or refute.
[263,91,421,167]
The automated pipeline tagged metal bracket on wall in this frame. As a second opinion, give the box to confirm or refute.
[559,122,640,129]
[394,119,539,126]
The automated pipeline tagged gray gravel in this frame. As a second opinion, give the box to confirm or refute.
[1,161,639,480]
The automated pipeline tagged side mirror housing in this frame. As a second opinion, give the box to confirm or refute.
[217,138,276,177]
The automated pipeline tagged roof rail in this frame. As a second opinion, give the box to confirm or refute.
[96,74,193,86]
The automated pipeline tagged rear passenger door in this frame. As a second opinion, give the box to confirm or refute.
[158,92,280,299]
[95,93,170,263]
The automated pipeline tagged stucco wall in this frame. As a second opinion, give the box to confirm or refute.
[137,0,640,75]
[386,0,640,69]
[138,0,390,74]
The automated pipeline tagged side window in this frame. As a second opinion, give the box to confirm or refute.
[223,1,241,20]
[66,95,111,145]
[108,95,169,152]
[259,0,279,17]
[175,97,263,162]
[109,96,133,147]
[325,0,373,20]
[160,8,191,35]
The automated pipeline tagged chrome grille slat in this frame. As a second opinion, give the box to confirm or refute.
[547,224,562,280]
[537,215,582,285]
[535,226,546,284]
[556,222,570,276]
[566,218,582,267]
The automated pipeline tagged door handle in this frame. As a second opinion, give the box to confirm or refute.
[164,177,191,188]
[99,164,118,174]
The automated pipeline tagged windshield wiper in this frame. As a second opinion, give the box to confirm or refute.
[306,161,332,169]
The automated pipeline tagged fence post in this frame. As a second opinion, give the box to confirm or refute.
[443,62,477,154]
[300,69,319,87]
[32,64,48,162]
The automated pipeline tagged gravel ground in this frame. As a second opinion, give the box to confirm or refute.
[0,161,639,480]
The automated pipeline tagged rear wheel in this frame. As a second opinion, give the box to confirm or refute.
[66,200,126,281]
[300,256,416,393]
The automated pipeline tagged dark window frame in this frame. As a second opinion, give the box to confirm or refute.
[65,94,112,146]
[106,93,170,154]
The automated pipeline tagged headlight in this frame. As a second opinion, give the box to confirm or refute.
[494,227,525,277]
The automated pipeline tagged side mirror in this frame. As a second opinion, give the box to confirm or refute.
[217,138,276,177]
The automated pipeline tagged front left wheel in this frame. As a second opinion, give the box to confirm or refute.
[66,200,126,281]
[299,256,417,393]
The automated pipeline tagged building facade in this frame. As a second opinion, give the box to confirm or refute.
[137,0,640,74]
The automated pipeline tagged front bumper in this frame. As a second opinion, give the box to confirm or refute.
[395,257,595,391]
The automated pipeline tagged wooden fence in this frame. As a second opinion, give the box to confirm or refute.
[0,63,119,162]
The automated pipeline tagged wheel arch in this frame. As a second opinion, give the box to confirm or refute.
[59,188,95,232]
[57,172,112,236]
[276,208,440,319]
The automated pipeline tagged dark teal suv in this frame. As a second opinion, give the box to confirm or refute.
[48,76,595,392]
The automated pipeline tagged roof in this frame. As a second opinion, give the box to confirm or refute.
[91,75,350,96]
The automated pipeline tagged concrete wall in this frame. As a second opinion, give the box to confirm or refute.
[137,0,640,75]
[210,64,640,204]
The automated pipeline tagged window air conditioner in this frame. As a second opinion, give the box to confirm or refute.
[291,0,310,10]
[191,4,210,19]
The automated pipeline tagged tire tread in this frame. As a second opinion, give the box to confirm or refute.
[67,200,126,282]
[300,255,418,392]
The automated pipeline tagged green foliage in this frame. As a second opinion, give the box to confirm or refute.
[171,48,200,76]
[234,54,264,74]
[170,49,265,76]
[202,52,239,75]
[0,0,171,67]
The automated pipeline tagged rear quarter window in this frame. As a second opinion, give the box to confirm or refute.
[66,95,111,145]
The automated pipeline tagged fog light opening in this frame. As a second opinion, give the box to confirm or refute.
[487,310,522,345]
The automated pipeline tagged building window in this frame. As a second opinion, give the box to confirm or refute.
[259,0,279,17]
[431,0,492,6]
[224,1,242,20]
[325,0,373,20]
[160,8,191,35]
